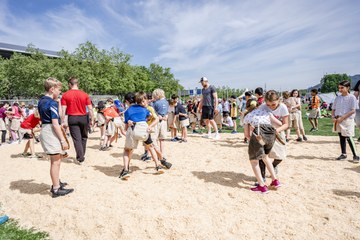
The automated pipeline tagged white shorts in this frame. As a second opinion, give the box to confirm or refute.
[333,118,355,137]
[40,124,65,155]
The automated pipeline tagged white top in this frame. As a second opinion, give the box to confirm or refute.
[333,94,358,119]
[259,103,289,121]
[243,108,272,126]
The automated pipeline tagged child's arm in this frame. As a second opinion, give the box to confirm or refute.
[51,119,69,150]
[269,113,282,128]
[243,123,251,140]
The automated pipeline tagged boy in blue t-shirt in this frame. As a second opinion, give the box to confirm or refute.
[38,77,74,198]
[119,92,167,180]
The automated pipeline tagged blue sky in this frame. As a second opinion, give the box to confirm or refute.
[0,0,359,91]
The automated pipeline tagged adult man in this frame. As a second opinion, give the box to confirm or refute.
[61,77,94,164]
[197,77,220,140]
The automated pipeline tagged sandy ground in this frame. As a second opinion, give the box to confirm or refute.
[0,131,360,240]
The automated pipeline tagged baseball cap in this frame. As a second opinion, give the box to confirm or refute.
[199,77,208,83]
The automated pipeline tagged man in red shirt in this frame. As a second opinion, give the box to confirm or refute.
[61,77,94,164]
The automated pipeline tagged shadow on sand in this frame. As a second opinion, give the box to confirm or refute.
[333,189,360,198]
[192,171,255,188]
[9,179,49,196]
[93,165,141,177]
[287,155,335,161]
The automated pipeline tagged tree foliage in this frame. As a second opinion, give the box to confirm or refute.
[320,74,351,93]
[215,86,245,99]
[0,41,183,99]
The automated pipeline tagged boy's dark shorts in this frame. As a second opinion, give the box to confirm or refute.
[231,117,237,120]
[202,106,214,120]
[248,124,276,160]
[144,134,153,145]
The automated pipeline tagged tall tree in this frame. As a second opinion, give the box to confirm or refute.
[321,74,351,93]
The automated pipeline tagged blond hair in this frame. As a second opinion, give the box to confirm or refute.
[44,77,62,92]
[152,89,165,100]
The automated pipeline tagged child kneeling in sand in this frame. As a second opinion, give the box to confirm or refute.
[38,77,73,197]
[243,99,282,194]
[119,92,165,180]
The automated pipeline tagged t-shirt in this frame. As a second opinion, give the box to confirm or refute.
[61,89,91,116]
[38,96,60,124]
[353,80,360,108]
[153,98,169,116]
[259,103,289,122]
[0,107,6,120]
[202,85,216,107]
[12,105,22,118]
[147,106,158,125]
[333,94,358,119]
[20,114,40,129]
[230,102,237,117]
[103,107,119,119]
[175,103,187,121]
[124,105,150,124]
[243,108,272,126]
[223,101,230,112]
[257,97,264,106]
[311,95,321,109]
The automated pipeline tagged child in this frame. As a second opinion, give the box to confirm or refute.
[258,90,289,182]
[332,80,359,163]
[152,89,171,159]
[38,77,73,197]
[290,89,307,141]
[168,95,180,141]
[282,91,301,142]
[230,95,238,134]
[119,92,165,180]
[0,102,9,146]
[101,103,119,150]
[174,99,189,142]
[18,109,41,158]
[243,99,281,193]
[255,87,264,106]
[188,99,199,134]
[309,88,321,132]
[96,101,107,149]
[214,99,223,132]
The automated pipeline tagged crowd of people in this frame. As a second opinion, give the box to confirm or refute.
[1,76,360,197]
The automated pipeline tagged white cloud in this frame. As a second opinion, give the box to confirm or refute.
[0,1,109,52]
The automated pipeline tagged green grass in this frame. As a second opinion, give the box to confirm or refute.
[0,219,49,240]
[196,104,360,138]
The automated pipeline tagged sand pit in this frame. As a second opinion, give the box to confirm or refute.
[0,133,359,239]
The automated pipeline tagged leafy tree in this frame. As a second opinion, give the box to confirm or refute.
[321,74,351,93]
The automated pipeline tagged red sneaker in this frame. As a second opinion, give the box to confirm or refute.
[251,185,269,193]
[270,179,281,188]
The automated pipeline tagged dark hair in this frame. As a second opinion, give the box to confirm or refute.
[311,88,318,94]
[339,80,351,93]
[339,80,351,88]
[290,89,300,97]
[97,101,106,111]
[68,76,79,86]
[28,104,34,109]
[245,91,252,97]
[255,87,263,96]
[13,102,19,107]
[230,95,236,99]
[171,94,179,100]
[146,92,153,100]
[124,92,135,104]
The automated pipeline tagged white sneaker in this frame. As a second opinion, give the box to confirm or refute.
[213,133,220,140]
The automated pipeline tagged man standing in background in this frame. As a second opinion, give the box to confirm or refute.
[197,77,220,140]
[61,77,94,164]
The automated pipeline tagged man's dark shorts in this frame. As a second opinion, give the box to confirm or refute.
[202,106,214,120]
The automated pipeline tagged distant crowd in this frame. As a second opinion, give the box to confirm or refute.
[1,76,359,197]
